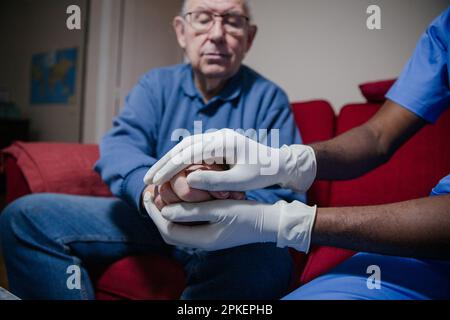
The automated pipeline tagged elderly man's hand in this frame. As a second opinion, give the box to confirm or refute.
[143,163,245,211]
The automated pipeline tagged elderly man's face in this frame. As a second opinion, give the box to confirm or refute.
[174,0,257,80]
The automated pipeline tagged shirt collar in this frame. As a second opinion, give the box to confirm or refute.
[181,64,243,103]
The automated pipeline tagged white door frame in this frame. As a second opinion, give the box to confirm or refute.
[82,0,124,143]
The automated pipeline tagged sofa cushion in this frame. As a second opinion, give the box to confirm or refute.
[359,79,396,103]
[2,142,112,198]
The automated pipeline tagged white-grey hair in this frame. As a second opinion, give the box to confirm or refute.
[181,0,252,21]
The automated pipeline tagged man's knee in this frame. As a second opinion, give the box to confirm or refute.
[0,194,61,242]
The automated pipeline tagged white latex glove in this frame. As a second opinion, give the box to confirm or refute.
[144,129,317,194]
[158,198,317,253]
[142,191,207,247]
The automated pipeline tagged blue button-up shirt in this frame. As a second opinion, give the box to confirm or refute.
[95,64,305,211]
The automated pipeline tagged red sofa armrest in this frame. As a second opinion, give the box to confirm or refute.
[4,154,31,204]
[2,142,112,203]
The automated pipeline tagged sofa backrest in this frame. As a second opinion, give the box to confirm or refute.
[2,142,112,204]
[291,101,335,206]
[330,104,450,206]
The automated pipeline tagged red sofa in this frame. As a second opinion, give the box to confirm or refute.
[2,80,450,299]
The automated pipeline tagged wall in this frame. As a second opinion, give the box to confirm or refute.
[82,0,123,144]
[3,0,447,142]
[245,0,449,111]
[82,0,183,143]
[118,0,184,106]
[0,0,87,142]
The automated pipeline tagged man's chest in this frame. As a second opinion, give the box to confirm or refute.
[154,98,264,157]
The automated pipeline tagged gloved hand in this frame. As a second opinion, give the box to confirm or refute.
[142,190,203,247]
[144,129,317,194]
[153,197,318,253]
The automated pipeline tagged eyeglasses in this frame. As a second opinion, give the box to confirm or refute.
[184,11,250,35]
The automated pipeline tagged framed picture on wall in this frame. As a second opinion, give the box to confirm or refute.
[30,47,78,105]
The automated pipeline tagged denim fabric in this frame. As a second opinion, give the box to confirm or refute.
[0,193,293,300]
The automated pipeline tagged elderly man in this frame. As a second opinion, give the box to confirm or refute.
[0,0,304,299]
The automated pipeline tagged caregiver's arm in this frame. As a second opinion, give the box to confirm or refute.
[145,100,427,194]
[313,195,450,260]
[312,99,426,180]
[158,193,450,259]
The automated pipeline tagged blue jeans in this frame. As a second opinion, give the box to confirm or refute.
[283,252,450,300]
[0,193,293,300]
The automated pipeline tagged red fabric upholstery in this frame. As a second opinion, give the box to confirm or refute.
[300,246,355,285]
[4,155,31,203]
[331,104,450,206]
[291,101,335,145]
[94,255,185,300]
[359,79,396,103]
[291,101,335,207]
[2,142,112,197]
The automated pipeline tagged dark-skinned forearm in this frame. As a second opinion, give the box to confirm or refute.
[311,124,387,180]
[312,195,450,260]
[310,100,426,180]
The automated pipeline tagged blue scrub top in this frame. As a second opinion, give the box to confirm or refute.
[386,7,450,124]
[386,7,450,194]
